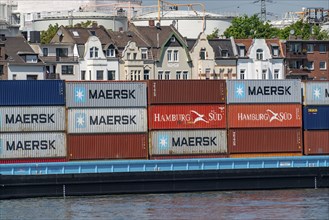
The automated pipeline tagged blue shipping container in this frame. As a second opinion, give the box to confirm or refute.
[303,106,329,130]
[0,80,65,106]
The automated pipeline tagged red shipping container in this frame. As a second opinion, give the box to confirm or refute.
[228,104,302,128]
[148,80,226,104]
[150,154,229,160]
[148,104,226,130]
[67,133,148,160]
[304,130,329,155]
[0,158,67,164]
[228,128,303,153]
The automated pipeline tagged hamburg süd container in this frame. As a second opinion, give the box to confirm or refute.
[0,132,67,159]
[150,129,227,155]
[148,80,226,104]
[67,108,147,134]
[228,128,303,153]
[0,106,65,132]
[66,81,147,108]
[0,80,65,106]
[228,104,302,128]
[303,130,329,155]
[226,79,301,104]
[303,106,329,130]
[148,104,226,130]
[304,81,329,106]
[67,133,148,160]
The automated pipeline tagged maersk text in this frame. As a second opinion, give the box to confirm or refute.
[6,140,56,151]
[248,86,291,96]
[89,115,137,125]
[172,137,217,147]
[89,90,135,99]
[5,114,55,124]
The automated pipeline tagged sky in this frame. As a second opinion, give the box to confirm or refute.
[142,0,329,20]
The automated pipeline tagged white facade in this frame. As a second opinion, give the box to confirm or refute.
[8,65,44,80]
[236,39,284,80]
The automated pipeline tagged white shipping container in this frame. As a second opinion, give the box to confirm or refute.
[304,81,329,105]
[0,132,67,159]
[150,130,227,155]
[0,106,65,132]
[68,108,147,134]
[66,82,147,108]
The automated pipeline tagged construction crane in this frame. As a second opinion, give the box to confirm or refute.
[157,0,206,31]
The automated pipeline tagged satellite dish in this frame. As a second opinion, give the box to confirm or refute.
[57,29,63,36]
[290,29,295,35]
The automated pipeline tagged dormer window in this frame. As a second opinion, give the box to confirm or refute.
[90,47,99,58]
[237,44,245,57]
[272,46,279,57]
[199,48,206,60]
[141,48,148,59]
[221,50,228,57]
[89,30,96,36]
[25,55,38,63]
[256,49,263,60]
[106,45,115,57]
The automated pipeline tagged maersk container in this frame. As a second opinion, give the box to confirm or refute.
[303,106,329,130]
[0,106,65,132]
[0,80,65,106]
[226,80,301,104]
[66,81,147,108]
[67,108,147,134]
[304,81,329,105]
[148,104,226,130]
[228,128,303,153]
[67,133,148,160]
[148,80,226,104]
[150,129,227,155]
[0,132,67,159]
[228,104,302,128]
[304,130,329,155]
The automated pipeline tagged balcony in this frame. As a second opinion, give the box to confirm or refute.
[285,51,307,59]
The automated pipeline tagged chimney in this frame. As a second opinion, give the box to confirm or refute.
[149,20,155,27]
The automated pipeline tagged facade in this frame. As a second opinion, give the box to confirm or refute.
[284,39,329,80]
[0,1,20,36]
[234,39,284,80]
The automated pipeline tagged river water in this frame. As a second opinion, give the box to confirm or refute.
[1,189,329,220]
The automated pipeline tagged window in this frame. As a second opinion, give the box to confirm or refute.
[0,65,3,75]
[43,48,48,57]
[170,37,175,42]
[272,46,279,57]
[141,48,148,60]
[240,69,245,79]
[262,70,267,79]
[199,49,206,60]
[89,30,96,36]
[306,61,314,70]
[107,70,115,80]
[319,44,326,53]
[127,53,131,60]
[144,70,149,80]
[239,46,245,57]
[221,50,228,57]
[289,43,302,53]
[167,50,172,62]
[158,71,163,80]
[307,44,314,53]
[12,74,17,80]
[320,61,326,70]
[176,71,181,79]
[183,71,188,80]
[173,50,178,62]
[256,49,263,60]
[165,71,170,80]
[62,65,74,75]
[56,48,68,57]
[97,70,103,80]
[90,47,99,58]
[133,53,137,60]
[205,68,211,79]
[106,47,115,57]
[274,69,279,79]
[81,70,86,80]
[25,55,38,63]
[131,70,141,81]
[27,75,38,80]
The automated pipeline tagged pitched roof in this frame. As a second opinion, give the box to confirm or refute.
[208,39,235,58]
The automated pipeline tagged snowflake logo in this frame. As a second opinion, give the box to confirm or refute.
[158,135,169,149]
[312,87,321,100]
[75,113,86,128]
[74,87,86,103]
[234,83,245,99]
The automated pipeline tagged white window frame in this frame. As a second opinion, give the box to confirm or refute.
[158,71,163,80]
[307,61,314,70]
[307,44,314,53]
[320,61,327,70]
[240,69,245,79]
[167,50,172,62]
[173,50,178,62]
[319,44,326,53]
[141,48,148,60]
[256,49,263,60]
[274,69,279,79]
[183,71,188,80]
[165,71,170,80]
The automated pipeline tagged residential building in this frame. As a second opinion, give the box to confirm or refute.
[234,39,284,79]
[284,39,329,80]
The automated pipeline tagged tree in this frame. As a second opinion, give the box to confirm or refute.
[223,15,280,39]
[207,28,219,40]
[40,23,59,44]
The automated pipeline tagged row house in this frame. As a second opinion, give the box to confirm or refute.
[283,39,329,80]
[0,35,44,80]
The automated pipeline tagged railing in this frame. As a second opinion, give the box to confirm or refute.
[1,156,328,175]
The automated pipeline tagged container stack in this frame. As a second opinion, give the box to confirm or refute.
[227,80,303,158]
[65,81,148,160]
[303,81,329,155]
[0,80,67,163]
[147,80,228,159]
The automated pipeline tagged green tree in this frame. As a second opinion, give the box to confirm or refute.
[73,20,94,28]
[40,23,59,44]
[207,28,219,39]
[224,15,280,39]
